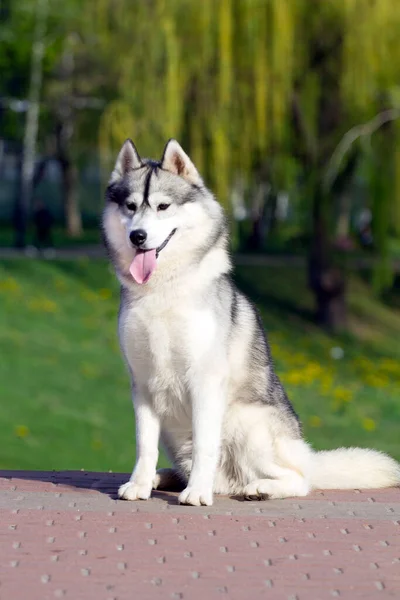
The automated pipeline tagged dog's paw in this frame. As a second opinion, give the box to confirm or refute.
[178,486,213,506]
[118,480,152,501]
[243,480,271,501]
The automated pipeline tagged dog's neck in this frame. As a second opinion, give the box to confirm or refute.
[118,242,232,302]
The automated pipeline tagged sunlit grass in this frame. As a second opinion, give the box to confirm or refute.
[0,259,399,473]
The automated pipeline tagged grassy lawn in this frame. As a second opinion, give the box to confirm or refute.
[0,225,101,248]
[0,258,399,473]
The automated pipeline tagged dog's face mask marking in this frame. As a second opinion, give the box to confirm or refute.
[104,139,223,285]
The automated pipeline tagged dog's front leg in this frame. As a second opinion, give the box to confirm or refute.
[179,376,225,506]
[118,390,160,501]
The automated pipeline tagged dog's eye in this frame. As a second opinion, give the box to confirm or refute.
[126,202,136,212]
[157,203,170,212]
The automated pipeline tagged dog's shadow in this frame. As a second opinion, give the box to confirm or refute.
[1,470,267,507]
[0,470,182,506]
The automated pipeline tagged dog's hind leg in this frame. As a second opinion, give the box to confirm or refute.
[241,428,312,500]
[243,464,310,500]
[153,468,186,491]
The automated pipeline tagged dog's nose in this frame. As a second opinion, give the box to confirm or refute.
[129,229,147,247]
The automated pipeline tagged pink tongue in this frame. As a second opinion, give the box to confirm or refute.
[129,249,157,284]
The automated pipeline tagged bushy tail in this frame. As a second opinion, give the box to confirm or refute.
[310,447,400,490]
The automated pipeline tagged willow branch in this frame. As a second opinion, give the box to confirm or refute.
[324,108,400,191]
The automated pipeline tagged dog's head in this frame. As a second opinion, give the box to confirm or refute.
[103,139,227,287]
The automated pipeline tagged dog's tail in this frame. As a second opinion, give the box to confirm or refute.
[310,447,400,490]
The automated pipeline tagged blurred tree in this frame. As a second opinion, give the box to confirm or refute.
[89,0,400,331]
[17,0,48,248]
[0,0,101,239]
[2,0,400,329]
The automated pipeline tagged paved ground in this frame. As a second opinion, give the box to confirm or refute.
[0,471,399,600]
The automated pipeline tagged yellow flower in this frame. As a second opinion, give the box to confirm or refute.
[80,363,98,378]
[91,437,103,450]
[284,370,302,385]
[379,358,400,375]
[15,425,29,438]
[27,298,58,313]
[364,373,389,388]
[309,415,322,428]
[353,357,374,371]
[290,353,308,365]
[99,288,112,300]
[0,277,21,294]
[320,372,334,395]
[333,387,353,403]
[362,418,376,432]
[53,277,67,291]
[82,317,97,329]
[80,289,99,303]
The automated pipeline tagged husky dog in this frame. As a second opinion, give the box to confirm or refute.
[103,139,400,506]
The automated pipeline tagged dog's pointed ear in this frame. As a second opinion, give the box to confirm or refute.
[111,139,142,181]
[161,139,202,185]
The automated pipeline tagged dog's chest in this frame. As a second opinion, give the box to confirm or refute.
[121,298,212,415]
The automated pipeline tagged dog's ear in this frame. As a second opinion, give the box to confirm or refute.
[161,139,202,185]
[111,139,142,181]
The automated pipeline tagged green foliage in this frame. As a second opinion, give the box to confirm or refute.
[2,0,400,281]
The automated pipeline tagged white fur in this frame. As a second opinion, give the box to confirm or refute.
[105,140,400,506]
[310,447,400,490]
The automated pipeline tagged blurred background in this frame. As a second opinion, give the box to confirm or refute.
[1,0,399,472]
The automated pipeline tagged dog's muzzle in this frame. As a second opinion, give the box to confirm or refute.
[156,228,177,258]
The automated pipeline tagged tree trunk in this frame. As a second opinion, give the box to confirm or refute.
[55,120,82,238]
[59,157,82,237]
[14,0,48,248]
[54,35,82,238]
[246,182,269,251]
[308,187,347,333]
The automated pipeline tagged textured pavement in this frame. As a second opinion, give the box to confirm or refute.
[1,471,399,600]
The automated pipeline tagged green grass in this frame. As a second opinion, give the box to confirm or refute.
[0,225,101,248]
[0,258,399,473]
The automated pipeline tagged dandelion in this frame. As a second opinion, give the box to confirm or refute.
[290,353,308,365]
[0,277,21,294]
[379,358,398,371]
[91,437,103,451]
[362,418,376,432]
[27,298,58,313]
[333,387,353,403]
[99,288,112,300]
[378,359,400,380]
[284,370,305,385]
[82,317,97,329]
[80,289,99,303]
[53,277,67,291]
[110,340,120,354]
[80,363,98,379]
[15,425,29,438]
[353,357,374,372]
[364,373,389,388]
[320,371,334,395]
[309,415,322,428]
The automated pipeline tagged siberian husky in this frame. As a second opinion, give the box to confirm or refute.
[102,139,400,506]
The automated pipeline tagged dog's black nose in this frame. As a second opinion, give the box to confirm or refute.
[130,229,147,247]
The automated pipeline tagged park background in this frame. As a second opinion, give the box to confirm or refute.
[0,0,399,472]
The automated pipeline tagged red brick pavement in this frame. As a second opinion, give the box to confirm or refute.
[0,471,399,600]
